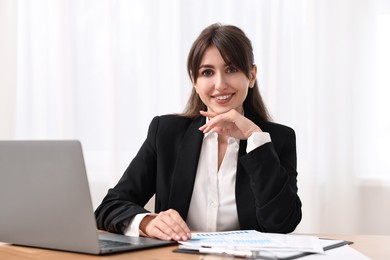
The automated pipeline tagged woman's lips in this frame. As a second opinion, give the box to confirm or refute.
[213,93,234,103]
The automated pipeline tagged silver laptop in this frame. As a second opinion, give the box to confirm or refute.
[0,140,175,255]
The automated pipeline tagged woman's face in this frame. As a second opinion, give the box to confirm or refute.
[194,45,256,115]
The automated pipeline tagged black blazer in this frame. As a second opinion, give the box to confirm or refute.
[95,113,302,234]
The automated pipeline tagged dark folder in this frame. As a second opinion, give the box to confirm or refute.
[173,238,353,259]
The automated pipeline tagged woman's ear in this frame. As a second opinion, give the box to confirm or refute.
[249,65,257,88]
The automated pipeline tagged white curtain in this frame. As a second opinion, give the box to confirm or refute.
[1,0,389,235]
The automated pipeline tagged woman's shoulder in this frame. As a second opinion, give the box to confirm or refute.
[259,121,295,133]
[258,121,296,146]
[154,114,200,124]
[150,114,203,133]
[246,112,294,135]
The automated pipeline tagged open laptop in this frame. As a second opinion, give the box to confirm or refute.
[0,140,175,255]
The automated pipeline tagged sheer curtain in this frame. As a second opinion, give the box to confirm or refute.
[1,0,389,234]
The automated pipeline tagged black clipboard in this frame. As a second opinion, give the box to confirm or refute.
[173,239,353,259]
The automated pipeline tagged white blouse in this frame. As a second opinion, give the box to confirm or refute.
[186,130,271,231]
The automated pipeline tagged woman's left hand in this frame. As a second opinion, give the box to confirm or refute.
[199,109,262,140]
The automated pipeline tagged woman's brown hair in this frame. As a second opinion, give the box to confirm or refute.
[180,23,271,122]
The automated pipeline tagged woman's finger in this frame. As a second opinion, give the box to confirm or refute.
[144,209,191,241]
[159,210,191,240]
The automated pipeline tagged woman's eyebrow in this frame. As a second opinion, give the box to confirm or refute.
[199,63,231,69]
[199,64,214,69]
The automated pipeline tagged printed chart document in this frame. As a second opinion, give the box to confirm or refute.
[174,230,352,259]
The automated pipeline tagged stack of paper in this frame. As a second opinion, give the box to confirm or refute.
[179,230,324,254]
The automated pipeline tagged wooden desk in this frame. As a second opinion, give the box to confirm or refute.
[1,234,390,260]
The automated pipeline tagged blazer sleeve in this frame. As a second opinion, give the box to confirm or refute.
[94,117,160,234]
[239,125,302,233]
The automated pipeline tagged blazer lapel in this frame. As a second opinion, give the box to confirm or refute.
[168,116,205,220]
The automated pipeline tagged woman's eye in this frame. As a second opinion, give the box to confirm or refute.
[201,69,214,77]
[227,66,238,73]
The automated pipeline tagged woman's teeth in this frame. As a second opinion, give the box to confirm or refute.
[215,94,231,100]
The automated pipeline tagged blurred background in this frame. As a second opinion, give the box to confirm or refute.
[1,0,389,235]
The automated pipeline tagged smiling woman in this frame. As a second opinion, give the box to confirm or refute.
[95,23,302,241]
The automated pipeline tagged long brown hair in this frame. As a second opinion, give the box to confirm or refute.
[180,23,271,122]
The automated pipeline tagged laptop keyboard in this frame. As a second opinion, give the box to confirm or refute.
[99,239,133,249]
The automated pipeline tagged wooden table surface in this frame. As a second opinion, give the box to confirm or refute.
[1,234,389,259]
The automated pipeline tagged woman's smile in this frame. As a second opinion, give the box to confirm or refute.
[213,93,234,103]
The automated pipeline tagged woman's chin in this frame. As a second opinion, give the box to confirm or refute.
[209,106,241,115]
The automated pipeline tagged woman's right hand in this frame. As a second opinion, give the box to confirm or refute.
[139,209,191,241]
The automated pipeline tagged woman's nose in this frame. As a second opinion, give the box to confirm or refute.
[214,73,228,91]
